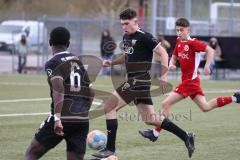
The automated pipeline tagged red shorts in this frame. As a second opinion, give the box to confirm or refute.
[174,78,204,99]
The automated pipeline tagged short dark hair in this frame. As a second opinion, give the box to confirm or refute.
[175,18,190,27]
[119,8,137,20]
[49,27,70,47]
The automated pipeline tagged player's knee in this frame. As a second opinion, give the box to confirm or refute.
[202,108,210,112]
[25,143,46,160]
[201,108,207,112]
[104,97,119,114]
[24,147,38,160]
[105,109,117,119]
[199,105,210,112]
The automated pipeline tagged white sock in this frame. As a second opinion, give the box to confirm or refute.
[232,96,237,103]
[153,129,160,137]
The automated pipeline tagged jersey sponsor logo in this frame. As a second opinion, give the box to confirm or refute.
[46,68,52,77]
[124,46,134,54]
[179,53,189,60]
[120,40,134,54]
[61,56,78,62]
[178,44,181,48]
[184,45,189,51]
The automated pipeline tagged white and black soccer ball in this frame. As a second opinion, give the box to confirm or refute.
[87,130,107,150]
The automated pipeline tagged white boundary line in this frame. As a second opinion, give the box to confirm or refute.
[0,82,46,86]
[0,98,103,104]
[0,81,238,89]
[0,89,236,103]
[0,82,112,88]
[205,90,236,93]
[0,98,50,103]
[0,100,102,117]
[0,90,237,117]
[0,112,49,117]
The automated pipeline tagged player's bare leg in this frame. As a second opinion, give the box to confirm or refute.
[137,104,164,141]
[92,91,126,158]
[24,138,49,160]
[104,91,127,119]
[161,92,185,116]
[137,103,169,126]
[193,92,240,112]
[137,103,195,158]
[140,90,240,138]
[139,92,184,140]
[193,95,218,112]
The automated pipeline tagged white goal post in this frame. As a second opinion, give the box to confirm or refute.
[211,2,240,23]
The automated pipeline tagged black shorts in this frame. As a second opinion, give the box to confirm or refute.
[35,116,89,154]
[116,77,153,105]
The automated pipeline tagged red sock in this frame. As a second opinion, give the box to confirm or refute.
[217,96,232,107]
[154,126,162,132]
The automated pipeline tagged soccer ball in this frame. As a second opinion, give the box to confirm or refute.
[87,130,107,150]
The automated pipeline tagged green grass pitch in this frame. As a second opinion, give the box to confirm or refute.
[0,74,240,160]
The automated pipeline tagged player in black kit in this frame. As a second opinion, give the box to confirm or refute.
[24,27,94,160]
[92,8,195,159]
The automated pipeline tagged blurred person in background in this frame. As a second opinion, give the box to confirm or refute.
[17,34,29,73]
[158,35,171,52]
[209,37,222,62]
[100,29,116,76]
[209,37,223,79]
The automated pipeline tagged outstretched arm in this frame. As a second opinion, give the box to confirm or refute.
[111,53,125,65]
[154,45,169,81]
[154,45,169,94]
[204,46,214,75]
[169,55,177,71]
[102,53,125,67]
[51,77,64,136]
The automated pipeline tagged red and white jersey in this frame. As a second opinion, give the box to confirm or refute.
[173,37,207,81]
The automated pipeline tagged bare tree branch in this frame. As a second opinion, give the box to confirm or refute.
[109,0,115,9]
[116,0,129,15]
[94,0,108,15]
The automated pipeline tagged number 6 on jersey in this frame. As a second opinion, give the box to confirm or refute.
[70,62,81,92]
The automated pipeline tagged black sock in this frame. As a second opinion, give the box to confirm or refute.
[106,119,118,152]
[160,118,187,142]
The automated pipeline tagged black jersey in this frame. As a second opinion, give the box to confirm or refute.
[122,28,159,78]
[45,51,91,120]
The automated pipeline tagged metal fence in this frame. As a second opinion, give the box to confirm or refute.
[6,14,239,72]
[37,17,123,65]
[151,0,240,37]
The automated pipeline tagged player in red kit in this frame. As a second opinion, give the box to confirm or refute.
[139,17,240,143]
